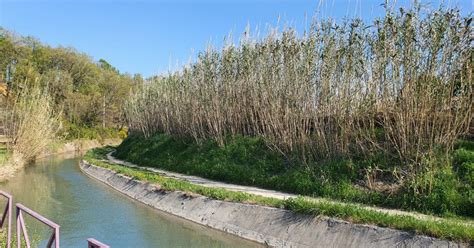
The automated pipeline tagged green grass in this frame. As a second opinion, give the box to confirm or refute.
[113,133,474,218]
[0,224,41,247]
[85,146,474,242]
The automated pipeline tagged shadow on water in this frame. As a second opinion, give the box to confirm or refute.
[0,153,262,248]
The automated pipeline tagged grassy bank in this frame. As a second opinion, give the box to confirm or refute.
[85,146,474,242]
[115,133,474,219]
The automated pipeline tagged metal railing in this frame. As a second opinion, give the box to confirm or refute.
[87,238,110,248]
[0,191,12,248]
[0,191,109,248]
[16,203,60,248]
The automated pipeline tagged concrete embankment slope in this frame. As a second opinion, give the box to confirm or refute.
[80,161,466,248]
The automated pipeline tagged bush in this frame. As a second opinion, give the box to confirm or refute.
[454,140,474,151]
[458,162,474,186]
[453,144,474,187]
[60,122,123,141]
[453,148,474,167]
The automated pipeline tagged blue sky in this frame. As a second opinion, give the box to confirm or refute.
[0,0,471,77]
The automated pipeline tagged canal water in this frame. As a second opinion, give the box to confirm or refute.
[0,154,260,248]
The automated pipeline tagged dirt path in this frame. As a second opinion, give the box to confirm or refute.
[105,152,473,225]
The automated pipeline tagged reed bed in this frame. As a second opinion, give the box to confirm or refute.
[125,7,472,181]
[5,83,59,165]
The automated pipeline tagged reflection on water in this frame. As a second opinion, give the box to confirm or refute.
[0,154,261,248]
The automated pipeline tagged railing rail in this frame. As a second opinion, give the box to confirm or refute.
[16,203,60,248]
[0,191,12,248]
[87,238,110,248]
[0,191,109,247]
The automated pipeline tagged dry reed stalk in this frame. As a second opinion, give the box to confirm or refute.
[5,81,59,165]
[124,7,473,177]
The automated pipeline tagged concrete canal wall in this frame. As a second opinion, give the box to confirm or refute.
[80,161,466,248]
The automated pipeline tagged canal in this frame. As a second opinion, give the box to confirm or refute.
[0,153,260,248]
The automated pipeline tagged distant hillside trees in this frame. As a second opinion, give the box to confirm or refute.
[0,28,138,139]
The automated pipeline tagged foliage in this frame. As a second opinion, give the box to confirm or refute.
[85,147,474,242]
[60,121,125,141]
[0,28,135,136]
[115,133,474,218]
[124,7,472,178]
[5,84,59,163]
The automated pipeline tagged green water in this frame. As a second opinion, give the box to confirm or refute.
[0,154,260,248]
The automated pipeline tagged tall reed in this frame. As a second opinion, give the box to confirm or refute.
[5,82,59,165]
[125,7,473,177]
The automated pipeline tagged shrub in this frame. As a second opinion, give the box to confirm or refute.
[458,162,474,186]
[60,121,123,141]
[453,148,474,166]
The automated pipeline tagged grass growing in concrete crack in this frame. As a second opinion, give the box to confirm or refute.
[85,147,474,243]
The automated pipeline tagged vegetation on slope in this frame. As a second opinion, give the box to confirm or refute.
[120,5,473,220]
[86,147,474,242]
[124,6,472,167]
[115,133,474,218]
